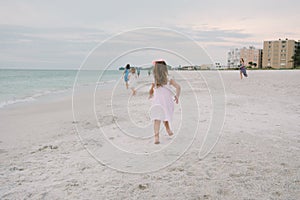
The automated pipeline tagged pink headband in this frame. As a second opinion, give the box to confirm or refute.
[152,59,165,65]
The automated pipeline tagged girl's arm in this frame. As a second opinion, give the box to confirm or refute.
[170,79,181,104]
[149,83,155,99]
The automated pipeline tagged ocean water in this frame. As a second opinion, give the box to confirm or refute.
[0,69,123,108]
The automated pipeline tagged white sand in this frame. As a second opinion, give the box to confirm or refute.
[0,70,299,199]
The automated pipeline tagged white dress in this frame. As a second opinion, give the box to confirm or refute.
[128,73,138,89]
[150,79,174,122]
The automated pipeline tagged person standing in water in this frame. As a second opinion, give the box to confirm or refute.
[149,60,181,144]
[137,67,141,78]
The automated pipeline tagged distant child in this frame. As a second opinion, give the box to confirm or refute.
[123,64,130,89]
[149,60,181,144]
[239,58,248,79]
[128,67,138,96]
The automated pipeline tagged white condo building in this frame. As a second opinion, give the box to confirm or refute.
[227,48,240,68]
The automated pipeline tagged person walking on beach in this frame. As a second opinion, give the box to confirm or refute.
[137,67,141,78]
[149,60,181,144]
[128,67,138,96]
[239,58,248,79]
[123,64,130,89]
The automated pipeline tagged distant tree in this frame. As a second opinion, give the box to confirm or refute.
[292,44,300,68]
[253,63,257,68]
[248,61,253,68]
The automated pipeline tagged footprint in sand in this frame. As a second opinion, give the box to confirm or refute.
[0,149,7,154]
[31,145,58,154]
[10,166,24,171]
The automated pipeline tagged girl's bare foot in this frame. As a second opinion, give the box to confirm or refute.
[166,129,173,136]
[154,133,160,144]
[131,89,136,96]
[163,121,173,136]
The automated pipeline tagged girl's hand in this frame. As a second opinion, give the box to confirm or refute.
[149,83,154,99]
[149,91,154,99]
[174,96,179,104]
[170,79,181,104]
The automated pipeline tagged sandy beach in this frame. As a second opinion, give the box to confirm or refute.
[0,70,299,199]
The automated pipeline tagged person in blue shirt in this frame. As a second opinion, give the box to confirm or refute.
[123,64,130,89]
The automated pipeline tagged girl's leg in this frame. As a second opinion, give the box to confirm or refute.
[240,71,243,79]
[163,121,173,136]
[154,120,161,144]
[126,81,129,89]
[244,69,248,77]
[131,88,136,96]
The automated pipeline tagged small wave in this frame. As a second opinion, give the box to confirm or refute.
[74,79,117,87]
[0,79,117,109]
[96,79,117,86]
[0,96,36,108]
[0,89,71,109]
[31,90,53,98]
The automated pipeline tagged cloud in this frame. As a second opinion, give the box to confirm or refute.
[0,25,111,69]
[0,0,299,67]
[1,25,229,69]
[177,25,253,43]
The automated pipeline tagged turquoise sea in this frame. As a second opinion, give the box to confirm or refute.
[0,69,123,108]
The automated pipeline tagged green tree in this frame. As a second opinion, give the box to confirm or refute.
[248,61,253,68]
[292,44,300,68]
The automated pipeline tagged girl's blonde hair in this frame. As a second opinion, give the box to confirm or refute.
[131,67,136,73]
[153,60,168,87]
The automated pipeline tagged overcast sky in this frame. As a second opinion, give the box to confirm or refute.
[0,0,299,69]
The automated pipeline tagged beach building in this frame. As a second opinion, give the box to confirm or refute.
[258,49,263,69]
[227,48,240,68]
[262,38,297,69]
[227,46,261,68]
[240,46,260,68]
[215,62,227,69]
[180,64,213,70]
